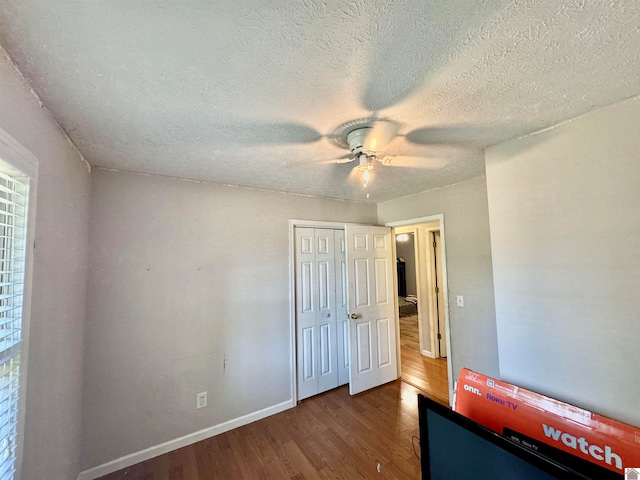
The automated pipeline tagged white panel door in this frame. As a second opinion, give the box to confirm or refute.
[295,227,317,400]
[295,227,339,400]
[346,225,398,395]
[315,229,338,394]
[334,230,349,386]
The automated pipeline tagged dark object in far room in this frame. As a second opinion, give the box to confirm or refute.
[397,258,406,297]
[398,295,418,317]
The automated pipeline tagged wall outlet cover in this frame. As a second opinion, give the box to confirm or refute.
[196,391,208,409]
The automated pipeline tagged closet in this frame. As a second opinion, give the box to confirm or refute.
[295,227,349,400]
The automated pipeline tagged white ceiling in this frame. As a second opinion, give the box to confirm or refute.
[1,1,639,203]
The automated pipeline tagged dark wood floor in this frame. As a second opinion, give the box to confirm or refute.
[99,380,424,480]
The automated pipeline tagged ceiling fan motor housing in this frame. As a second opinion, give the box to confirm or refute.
[346,127,372,154]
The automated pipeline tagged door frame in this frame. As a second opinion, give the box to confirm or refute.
[288,219,379,403]
[386,214,454,405]
[391,223,442,379]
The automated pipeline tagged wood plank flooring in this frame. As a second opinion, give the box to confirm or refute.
[398,311,449,405]
[98,381,424,480]
[400,345,449,406]
[398,314,419,351]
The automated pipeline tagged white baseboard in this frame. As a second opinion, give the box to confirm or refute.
[77,399,295,480]
[421,348,436,359]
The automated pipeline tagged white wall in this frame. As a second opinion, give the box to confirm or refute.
[486,96,640,427]
[82,168,376,470]
[0,51,91,479]
[377,176,500,383]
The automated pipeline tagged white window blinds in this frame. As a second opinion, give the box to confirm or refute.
[0,163,29,480]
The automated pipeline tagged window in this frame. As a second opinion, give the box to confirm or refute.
[0,157,31,480]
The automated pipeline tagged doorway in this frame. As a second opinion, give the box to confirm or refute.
[396,232,419,351]
[391,217,451,405]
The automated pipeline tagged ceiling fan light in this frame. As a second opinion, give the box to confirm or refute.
[356,154,373,171]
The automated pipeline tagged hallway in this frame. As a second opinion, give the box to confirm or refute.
[399,312,449,405]
[400,345,449,405]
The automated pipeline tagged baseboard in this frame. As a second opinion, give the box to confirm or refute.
[421,348,437,359]
[77,399,295,480]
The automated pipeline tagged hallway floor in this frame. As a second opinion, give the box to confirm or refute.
[399,314,449,406]
[399,314,420,351]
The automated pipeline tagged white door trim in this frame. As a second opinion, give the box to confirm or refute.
[385,214,454,405]
[420,223,442,359]
[394,224,437,358]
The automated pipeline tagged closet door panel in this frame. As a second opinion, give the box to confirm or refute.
[296,228,317,400]
[334,229,350,386]
[316,229,338,394]
[296,227,339,399]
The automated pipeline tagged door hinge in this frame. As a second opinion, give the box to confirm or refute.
[437,333,442,340]
[435,286,439,294]
[433,240,437,248]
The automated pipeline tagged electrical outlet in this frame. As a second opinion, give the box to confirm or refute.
[196,391,207,409]
[456,295,464,307]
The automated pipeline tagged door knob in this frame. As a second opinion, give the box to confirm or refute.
[350,313,360,319]
[324,313,331,317]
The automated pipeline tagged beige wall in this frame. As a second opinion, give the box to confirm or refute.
[82,168,376,469]
[377,176,500,384]
[486,96,640,427]
[0,51,91,479]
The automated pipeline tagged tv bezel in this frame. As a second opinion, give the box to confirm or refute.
[418,394,596,480]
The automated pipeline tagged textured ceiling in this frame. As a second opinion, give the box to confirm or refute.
[1,1,639,202]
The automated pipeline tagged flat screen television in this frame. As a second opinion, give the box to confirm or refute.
[418,394,620,479]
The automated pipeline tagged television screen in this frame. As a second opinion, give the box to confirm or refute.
[418,394,597,480]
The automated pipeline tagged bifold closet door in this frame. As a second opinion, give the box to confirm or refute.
[334,229,350,387]
[295,228,339,400]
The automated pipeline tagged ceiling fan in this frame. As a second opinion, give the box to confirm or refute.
[326,119,447,194]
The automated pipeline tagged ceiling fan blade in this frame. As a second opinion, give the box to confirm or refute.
[404,126,490,149]
[334,154,355,164]
[318,153,353,164]
[206,121,322,146]
[283,153,353,168]
[379,155,449,169]
[363,120,398,151]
